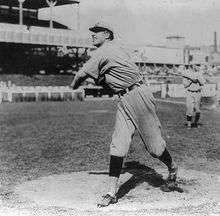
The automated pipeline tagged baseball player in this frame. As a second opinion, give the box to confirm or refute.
[70,21,178,207]
[180,65,206,128]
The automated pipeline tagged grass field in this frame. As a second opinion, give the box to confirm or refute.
[0,99,220,215]
[0,99,220,186]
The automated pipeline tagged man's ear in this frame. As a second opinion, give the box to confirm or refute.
[104,30,111,40]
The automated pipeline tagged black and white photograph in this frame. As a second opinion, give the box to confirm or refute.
[0,0,220,215]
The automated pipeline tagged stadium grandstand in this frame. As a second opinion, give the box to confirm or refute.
[0,0,92,78]
[0,1,219,102]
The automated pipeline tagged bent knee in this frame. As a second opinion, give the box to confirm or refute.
[110,141,129,157]
[147,140,166,157]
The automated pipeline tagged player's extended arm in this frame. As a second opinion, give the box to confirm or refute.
[70,70,89,90]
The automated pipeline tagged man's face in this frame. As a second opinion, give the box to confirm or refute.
[192,65,198,72]
[91,31,108,47]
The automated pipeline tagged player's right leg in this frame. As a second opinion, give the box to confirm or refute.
[192,94,202,128]
[186,115,192,128]
[123,86,178,191]
[186,93,194,128]
[137,119,178,190]
[158,149,178,190]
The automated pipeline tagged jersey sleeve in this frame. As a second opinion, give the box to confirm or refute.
[182,78,191,88]
[181,70,194,80]
[197,73,206,86]
[81,50,104,80]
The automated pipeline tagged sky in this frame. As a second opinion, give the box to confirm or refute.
[39,0,220,47]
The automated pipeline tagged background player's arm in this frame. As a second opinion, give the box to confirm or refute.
[167,71,198,83]
[182,78,190,88]
[196,74,206,86]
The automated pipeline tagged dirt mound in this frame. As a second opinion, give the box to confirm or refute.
[14,167,220,215]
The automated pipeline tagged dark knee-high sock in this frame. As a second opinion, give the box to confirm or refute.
[194,112,200,124]
[109,155,124,177]
[158,148,173,169]
[186,115,192,122]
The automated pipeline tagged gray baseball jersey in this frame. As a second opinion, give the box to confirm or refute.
[81,41,166,157]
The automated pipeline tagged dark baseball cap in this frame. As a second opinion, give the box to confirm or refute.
[89,21,114,34]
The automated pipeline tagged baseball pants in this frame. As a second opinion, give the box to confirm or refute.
[110,85,166,158]
[186,91,202,116]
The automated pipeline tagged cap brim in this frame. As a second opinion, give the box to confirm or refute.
[89,26,112,33]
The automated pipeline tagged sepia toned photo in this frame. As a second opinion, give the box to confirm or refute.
[0,0,220,215]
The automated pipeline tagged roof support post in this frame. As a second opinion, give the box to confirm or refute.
[18,0,25,26]
[76,2,80,31]
[46,0,57,30]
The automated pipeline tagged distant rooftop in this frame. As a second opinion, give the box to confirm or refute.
[166,35,185,40]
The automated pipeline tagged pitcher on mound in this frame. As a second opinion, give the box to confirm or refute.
[70,21,178,207]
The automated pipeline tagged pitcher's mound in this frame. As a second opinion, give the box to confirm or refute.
[15,166,220,214]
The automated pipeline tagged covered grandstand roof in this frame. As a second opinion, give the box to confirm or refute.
[0,0,93,48]
[0,13,69,29]
[0,23,93,48]
[0,0,79,9]
[0,0,94,48]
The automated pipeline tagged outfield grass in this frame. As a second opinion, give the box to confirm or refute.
[0,100,220,192]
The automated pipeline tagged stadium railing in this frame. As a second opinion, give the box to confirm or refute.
[0,83,219,106]
[0,86,84,103]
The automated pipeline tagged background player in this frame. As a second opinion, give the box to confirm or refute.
[70,21,178,207]
[179,65,206,128]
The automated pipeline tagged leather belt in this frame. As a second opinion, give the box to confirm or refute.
[118,80,144,96]
[187,89,201,93]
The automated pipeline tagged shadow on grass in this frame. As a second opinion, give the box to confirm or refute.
[184,123,203,128]
[89,161,184,200]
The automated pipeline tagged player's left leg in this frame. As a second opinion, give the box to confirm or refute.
[97,104,135,207]
[193,112,201,127]
[97,155,123,207]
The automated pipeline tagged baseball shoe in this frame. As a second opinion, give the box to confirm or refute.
[191,122,200,128]
[97,193,117,208]
[161,162,178,192]
[186,122,191,129]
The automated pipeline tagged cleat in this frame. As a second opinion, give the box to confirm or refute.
[168,162,178,182]
[97,194,117,208]
[162,163,178,192]
[186,122,191,129]
[191,123,200,128]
